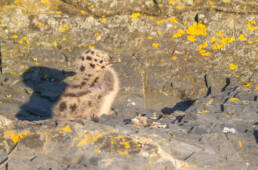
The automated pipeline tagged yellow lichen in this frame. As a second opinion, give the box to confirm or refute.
[198,42,211,56]
[101,16,107,22]
[244,82,253,87]
[230,97,239,101]
[4,130,34,144]
[171,56,177,60]
[176,5,184,9]
[53,42,57,47]
[229,63,238,70]
[156,19,164,25]
[200,110,209,114]
[169,17,177,23]
[56,11,62,14]
[238,34,246,41]
[77,133,103,147]
[132,13,140,20]
[6,94,12,98]
[41,0,48,4]
[152,43,159,48]
[80,10,85,14]
[59,125,72,133]
[12,35,18,39]
[186,22,207,42]
[169,0,175,5]
[173,29,184,38]
[148,36,152,39]
[59,25,69,31]
[88,45,95,49]
[247,20,258,31]
[211,36,235,50]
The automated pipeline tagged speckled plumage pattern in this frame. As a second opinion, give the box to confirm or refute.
[52,49,120,121]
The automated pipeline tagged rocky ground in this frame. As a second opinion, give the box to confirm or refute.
[0,0,257,169]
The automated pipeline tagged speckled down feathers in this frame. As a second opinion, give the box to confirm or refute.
[52,49,119,121]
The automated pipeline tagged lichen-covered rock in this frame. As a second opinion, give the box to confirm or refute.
[0,0,257,169]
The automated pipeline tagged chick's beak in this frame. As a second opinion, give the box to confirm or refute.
[108,57,121,64]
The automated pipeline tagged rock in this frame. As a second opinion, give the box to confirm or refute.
[0,0,257,169]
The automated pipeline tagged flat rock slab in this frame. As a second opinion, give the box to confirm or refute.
[0,0,257,169]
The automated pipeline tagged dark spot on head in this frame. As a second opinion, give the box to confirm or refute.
[98,95,102,99]
[87,74,92,77]
[70,104,77,112]
[80,65,85,72]
[59,102,67,112]
[88,101,92,106]
[101,66,105,69]
[90,64,95,68]
[86,56,92,60]
[91,51,94,54]
[81,57,84,61]
[99,60,103,63]
[81,81,86,86]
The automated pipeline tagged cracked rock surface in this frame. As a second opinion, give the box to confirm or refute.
[0,0,257,169]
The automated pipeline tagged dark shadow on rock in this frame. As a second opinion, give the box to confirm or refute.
[254,130,258,144]
[16,66,75,121]
[161,100,196,114]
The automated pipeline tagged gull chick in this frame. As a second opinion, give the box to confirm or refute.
[52,49,120,121]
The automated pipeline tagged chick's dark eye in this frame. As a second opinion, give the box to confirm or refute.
[99,60,103,63]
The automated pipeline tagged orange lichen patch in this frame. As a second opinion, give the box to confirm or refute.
[59,25,69,31]
[94,32,100,36]
[229,63,238,70]
[173,29,184,38]
[186,22,207,42]
[211,36,235,50]
[152,43,160,48]
[244,82,253,87]
[148,36,153,39]
[171,56,177,60]
[238,139,243,149]
[198,42,211,56]
[88,45,95,49]
[132,12,140,20]
[238,34,247,41]
[230,97,239,102]
[4,130,35,144]
[217,30,224,37]
[256,84,258,90]
[18,39,23,44]
[156,19,164,25]
[247,20,258,31]
[77,133,103,147]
